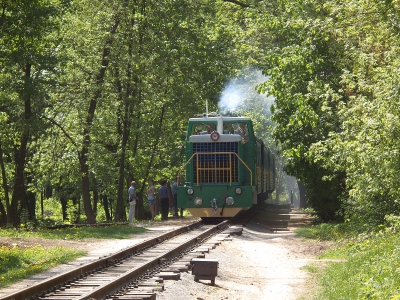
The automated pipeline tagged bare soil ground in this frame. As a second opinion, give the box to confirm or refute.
[0,211,332,300]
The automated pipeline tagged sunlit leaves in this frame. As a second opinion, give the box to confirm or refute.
[261,0,400,224]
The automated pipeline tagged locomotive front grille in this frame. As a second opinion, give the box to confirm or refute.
[192,142,239,184]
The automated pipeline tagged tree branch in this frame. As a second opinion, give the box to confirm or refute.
[40,114,77,148]
[223,0,250,8]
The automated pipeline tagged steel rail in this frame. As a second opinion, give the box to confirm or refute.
[78,220,229,300]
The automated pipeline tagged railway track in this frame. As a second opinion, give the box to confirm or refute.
[1,220,242,300]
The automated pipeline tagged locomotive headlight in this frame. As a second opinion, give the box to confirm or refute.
[187,188,194,195]
[194,197,203,206]
[235,187,242,195]
[226,197,234,205]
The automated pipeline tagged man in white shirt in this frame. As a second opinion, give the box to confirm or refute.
[128,181,139,222]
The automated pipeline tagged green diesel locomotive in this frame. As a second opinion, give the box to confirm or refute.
[177,113,275,218]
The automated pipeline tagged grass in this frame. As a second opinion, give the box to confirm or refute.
[296,222,400,300]
[0,223,147,240]
[0,223,148,288]
[0,245,85,288]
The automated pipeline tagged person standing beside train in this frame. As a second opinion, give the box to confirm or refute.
[146,180,156,221]
[158,179,172,221]
[172,178,184,217]
[128,181,139,222]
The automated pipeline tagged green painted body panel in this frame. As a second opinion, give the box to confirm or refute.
[177,185,253,209]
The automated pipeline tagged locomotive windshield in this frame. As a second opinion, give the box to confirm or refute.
[191,122,216,135]
[223,122,250,143]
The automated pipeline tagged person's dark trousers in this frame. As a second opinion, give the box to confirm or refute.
[173,193,178,217]
[161,198,169,220]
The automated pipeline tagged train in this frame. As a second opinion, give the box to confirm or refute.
[177,112,275,218]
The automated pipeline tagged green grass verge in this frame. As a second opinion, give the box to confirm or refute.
[0,224,148,288]
[0,245,85,288]
[0,224,147,240]
[296,223,400,299]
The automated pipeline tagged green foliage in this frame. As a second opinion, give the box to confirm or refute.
[255,0,349,221]
[35,198,63,222]
[1,0,253,225]
[254,0,400,224]
[65,200,79,224]
[320,1,400,225]
[3,0,400,227]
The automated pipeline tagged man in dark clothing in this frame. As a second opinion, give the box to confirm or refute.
[158,179,171,220]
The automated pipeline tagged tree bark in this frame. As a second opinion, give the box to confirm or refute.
[137,106,165,219]
[114,72,132,221]
[114,4,146,221]
[223,0,250,8]
[93,189,98,216]
[102,195,112,222]
[10,63,32,226]
[297,180,307,209]
[79,21,118,224]
[60,194,68,221]
[25,174,36,220]
[0,142,9,224]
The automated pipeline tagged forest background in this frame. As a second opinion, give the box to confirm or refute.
[1,0,399,228]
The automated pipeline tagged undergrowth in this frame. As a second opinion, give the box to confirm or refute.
[296,215,400,299]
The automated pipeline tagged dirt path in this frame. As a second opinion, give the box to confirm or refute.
[156,220,330,300]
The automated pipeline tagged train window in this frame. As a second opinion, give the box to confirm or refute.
[192,123,216,135]
[223,122,250,143]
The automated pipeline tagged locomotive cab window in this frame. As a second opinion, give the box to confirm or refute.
[223,122,250,143]
[191,123,216,135]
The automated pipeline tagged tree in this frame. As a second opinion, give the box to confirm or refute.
[0,0,65,225]
[315,1,400,224]
[40,0,248,223]
[255,0,349,221]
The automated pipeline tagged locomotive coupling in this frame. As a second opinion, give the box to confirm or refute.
[210,198,218,214]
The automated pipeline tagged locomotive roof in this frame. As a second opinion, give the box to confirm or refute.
[189,115,251,122]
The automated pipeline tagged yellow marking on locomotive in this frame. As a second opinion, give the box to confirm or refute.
[178,152,252,186]
[187,207,245,218]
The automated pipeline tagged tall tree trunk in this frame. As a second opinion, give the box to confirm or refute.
[79,126,96,224]
[0,142,9,224]
[297,181,307,209]
[60,195,68,221]
[115,124,129,221]
[102,195,112,222]
[114,72,132,221]
[137,106,165,220]
[93,189,98,216]
[10,63,32,226]
[115,4,145,221]
[25,174,36,221]
[79,21,118,224]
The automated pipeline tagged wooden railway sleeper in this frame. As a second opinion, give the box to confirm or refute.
[98,224,228,299]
